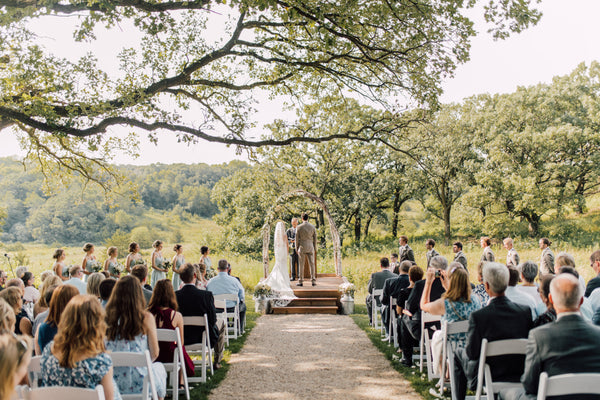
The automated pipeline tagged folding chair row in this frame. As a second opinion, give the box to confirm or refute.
[182,314,214,383]
[214,293,241,340]
[156,327,190,400]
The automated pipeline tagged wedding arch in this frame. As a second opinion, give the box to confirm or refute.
[261,190,342,278]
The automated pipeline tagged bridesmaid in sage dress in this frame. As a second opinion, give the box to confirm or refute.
[125,242,143,274]
[199,246,213,278]
[81,243,97,283]
[150,240,167,289]
[104,246,121,278]
[171,244,184,291]
[52,249,69,281]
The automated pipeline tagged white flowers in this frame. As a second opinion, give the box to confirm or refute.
[338,282,355,296]
[254,282,272,297]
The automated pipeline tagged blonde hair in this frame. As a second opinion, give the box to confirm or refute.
[52,295,106,368]
[37,275,62,309]
[0,333,32,400]
[107,246,118,257]
[0,298,16,332]
[40,270,54,283]
[86,273,106,297]
[0,287,22,314]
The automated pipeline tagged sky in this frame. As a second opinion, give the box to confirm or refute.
[1,0,599,165]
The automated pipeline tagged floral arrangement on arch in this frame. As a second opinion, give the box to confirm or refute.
[338,282,355,297]
[253,282,272,297]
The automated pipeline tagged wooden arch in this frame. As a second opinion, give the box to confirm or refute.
[261,189,342,278]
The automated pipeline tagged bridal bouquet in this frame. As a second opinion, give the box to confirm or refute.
[88,260,103,273]
[253,282,272,297]
[113,263,125,275]
[162,260,172,271]
[338,282,356,297]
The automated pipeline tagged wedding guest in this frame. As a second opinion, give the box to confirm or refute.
[40,295,119,400]
[104,247,121,278]
[0,332,33,400]
[105,276,167,399]
[15,266,27,280]
[40,270,54,283]
[381,260,411,338]
[171,244,184,291]
[472,261,489,305]
[99,279,117,308]
[148,279,194,383]
[0,298,16,332]
[556,252,586,291]
[480,236,495,262]
[0,270,7,290]
[0,287,31,336]
[52,249,69,281]
[35,284,79,355]
[81,243,97,282]
[398,236,415,263]
[33,275,61,318]
[87,272,106,299]
[195,263,209,290]
[366,257,396,326]
[453,241,468,270]
[151,240,167,289]
[207,259,247,332]
[64,265,87,295]
[390,253,399,274]
[125,242,143,274]
[22,272,40,304]
[32,286,58,336]
[533,275,556,327]
[425,239,440,268]
[557,266,594,321]
[585,250,600,297]
[503,237,520,268]
[506,267,538,319]
[538,237,555,276]
[131,265,153,304]
[199,246,213,277]
[516,261,543,305]
[6,278,24,297]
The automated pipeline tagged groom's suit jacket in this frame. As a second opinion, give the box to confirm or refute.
[296,221,317,254]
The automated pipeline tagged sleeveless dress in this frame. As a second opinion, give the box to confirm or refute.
[83,257,97,282]
[107,260,120,277]
[106,334,167,398]
[40,343,122,400]
[153,308,195,376]
[15,309,31,335]
[172,256,184,290]
[443,294,482,347]
[151,255,166,289]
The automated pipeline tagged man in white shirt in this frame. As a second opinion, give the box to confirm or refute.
[64,265,87,294]
[505,266,538,319]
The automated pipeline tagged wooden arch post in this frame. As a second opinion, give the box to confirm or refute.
[261,190,342,279]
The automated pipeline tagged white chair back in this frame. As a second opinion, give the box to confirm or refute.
[214,299,230,346]
[418,311,442,375]
[214,294,240,338]
[182,314,214,383]
[388,297,397,344]
[371,289,384,330]
[27,356,42,388]
[537,372,600,399]
[23,385,104,400]
[440,320,470,400]
[156,327,190,400]
[110,350,158,400]
[475,338,528,400]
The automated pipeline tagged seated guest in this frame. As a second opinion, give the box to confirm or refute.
[40,295,119,400]
[0,298,16,332]
[381,260,411,338]
[176,263,225,370]
[505,266,538,319]
[86,272,106,299]
[35,285,79,355]
[64,265,87,295]
[105,276,166,399]
[22,272,40,304]
[472,261,489,305]
[390,253,399,274]
[32,285,58,336]
[6,278,25,297]
[421,265,482,375]
[99,278,117,308]
[33,275,61,318]
[0,287,32,336]
[453,262,532,400]
[585,250,600,297]
[207,259,247,332]
[227,263,241,283]
[0,332,33,400]
[400,256,447,367]
[533,275,556,327]
[365,257,397,326]
[195,263,209,290]
[148,279,194,382]
[556,252,586,292]
[516,261,543,305]
[558,266,593,321]
[131,264,153,304]
[0,269,7,291]
[500,273,600,400]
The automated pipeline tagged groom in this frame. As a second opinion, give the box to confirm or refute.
[296,213,317,286]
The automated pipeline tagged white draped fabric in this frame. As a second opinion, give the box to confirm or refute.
[263,221,296,305]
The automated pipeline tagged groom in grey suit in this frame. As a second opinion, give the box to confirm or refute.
[296,213,317,286]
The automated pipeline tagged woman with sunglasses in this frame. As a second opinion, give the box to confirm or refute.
[0,332,33,400]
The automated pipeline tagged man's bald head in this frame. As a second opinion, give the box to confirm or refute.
[549,273,583,313]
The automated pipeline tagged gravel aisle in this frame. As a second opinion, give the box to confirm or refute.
[209,314,422,400]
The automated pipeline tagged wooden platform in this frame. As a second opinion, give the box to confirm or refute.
[271,274,343,315]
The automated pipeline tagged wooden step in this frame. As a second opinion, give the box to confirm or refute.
[272,306,338,314]
[292,288,340,298]
[288,297,338,307]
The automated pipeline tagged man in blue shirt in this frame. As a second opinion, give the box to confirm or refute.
[207,259,246,332]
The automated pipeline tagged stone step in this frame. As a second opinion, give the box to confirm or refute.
[288,297,338,307]
[271,306,338,315]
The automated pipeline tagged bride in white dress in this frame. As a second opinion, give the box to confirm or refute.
[263,221,296,303]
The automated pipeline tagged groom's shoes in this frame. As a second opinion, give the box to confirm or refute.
[296,282,303,286]
[312,281,316,286]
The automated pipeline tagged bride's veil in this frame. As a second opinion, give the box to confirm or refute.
[274,221,287,261]
[263,220,296,305]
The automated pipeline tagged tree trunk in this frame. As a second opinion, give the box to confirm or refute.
[317,208,326,247]
[443,205,451,246]
[364,214,373,238]
[525,212,541,237]
[392,188,401,238]
[354,215,361,242]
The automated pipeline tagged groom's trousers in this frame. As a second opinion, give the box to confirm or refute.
[298,250,315,282]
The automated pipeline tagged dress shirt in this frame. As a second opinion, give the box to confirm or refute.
[505,286,538,319]
[64,277,87,294]
[206,272,245,308]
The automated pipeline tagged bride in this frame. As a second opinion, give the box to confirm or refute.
[263,221,296,302]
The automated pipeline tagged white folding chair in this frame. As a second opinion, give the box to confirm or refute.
[371,289,384,331]
[418,311,442,377]
[110,350,159,400]
[27,356,42,388]
[183,314,214,383]
[475,338,528,400]
[23,385,104,400]
[156,327,190,400]
[388,297,397,345]
[440,320,471,400]
[537,372,600,399]
[11,385,28,400]
[214,299,230,346]
[214,294,240,339]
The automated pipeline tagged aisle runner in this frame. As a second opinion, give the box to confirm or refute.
[209,314,422,400]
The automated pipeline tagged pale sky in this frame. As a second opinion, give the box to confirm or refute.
[1,0,598,165]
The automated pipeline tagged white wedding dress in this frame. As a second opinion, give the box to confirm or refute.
[262,221,296,305]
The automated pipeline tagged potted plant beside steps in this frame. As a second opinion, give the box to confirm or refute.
[253,282,272,313]
[338,281,355,315]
